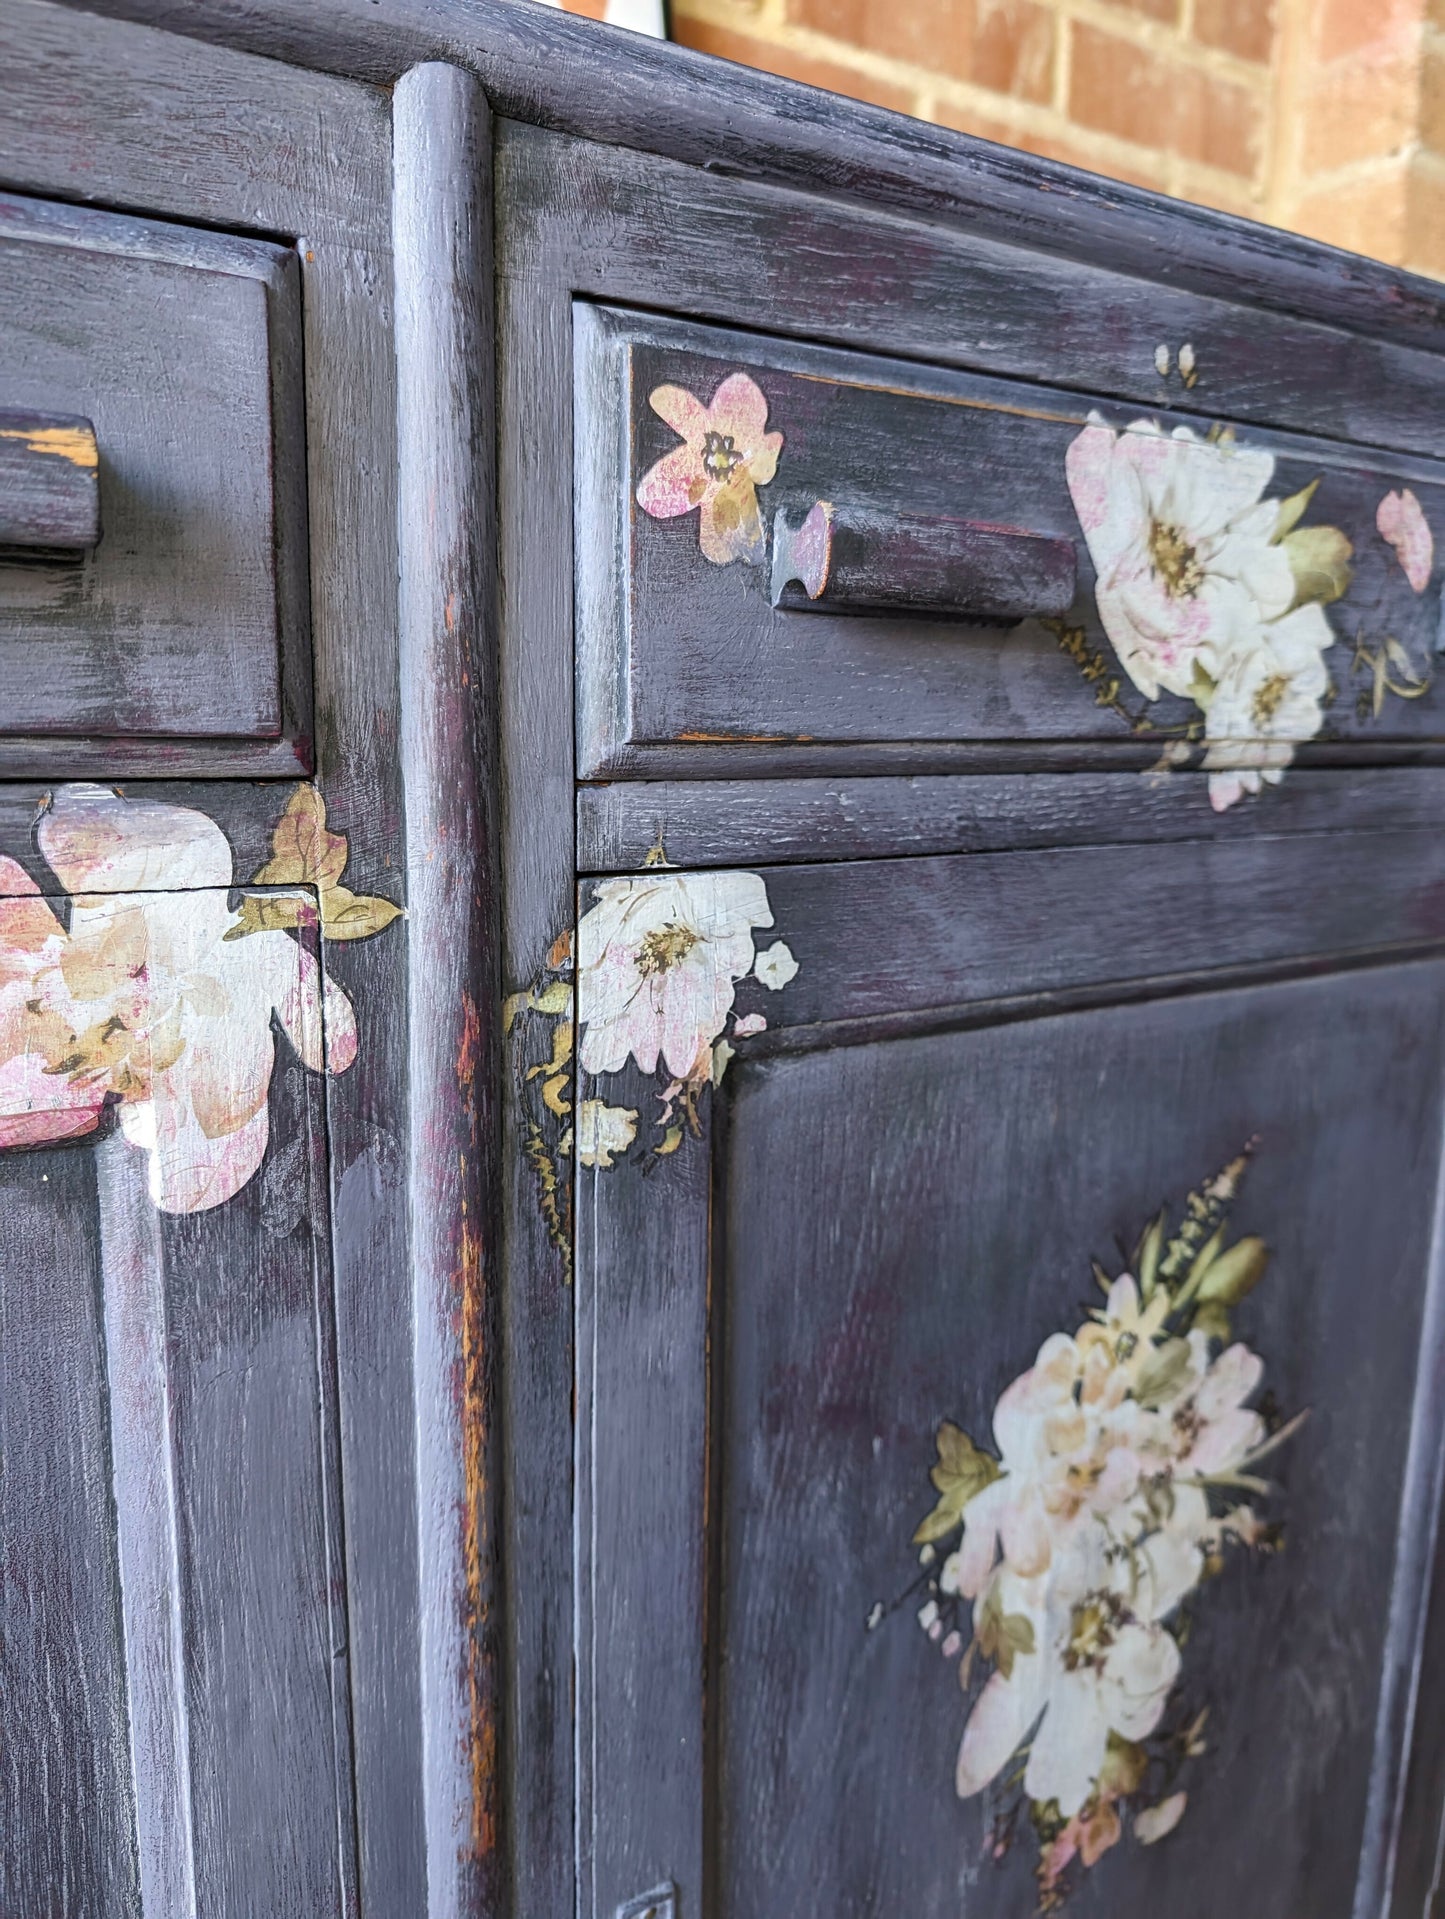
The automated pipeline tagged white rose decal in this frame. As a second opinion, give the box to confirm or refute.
[567,867,799,1170]
[577,869,774,1079]
[1064,413,1362,813]
[1066,416,1305,703]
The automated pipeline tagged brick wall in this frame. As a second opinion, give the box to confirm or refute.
[664,0,1445,276]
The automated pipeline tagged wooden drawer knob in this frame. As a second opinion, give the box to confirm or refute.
[0,409,101,557]
[771,502,1076,627]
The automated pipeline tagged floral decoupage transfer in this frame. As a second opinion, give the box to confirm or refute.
[0,782,398,1213]
[577,864,798,1166]
[882,1143,1304,1912]
[628,343,1442,808]
[1061,415,1437,811]
[508,862,800,1245]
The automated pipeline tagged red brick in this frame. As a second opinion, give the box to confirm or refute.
[1292,162,1411,261]
[1172,171,1262,218]
[787,0,1052,98]
[1314,0,1425,65]
[1068,22,1263,176]
[1300,53,1418,174]
[932,96,1170,185]
[1193,0,1275,65]
[787,0,966,70]
[670,16,918,111]
[1404,158,1445,276]
[1420,41,1445,155]
[973,0,1056,101]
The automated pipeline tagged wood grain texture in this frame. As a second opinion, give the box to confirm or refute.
[0,408,100,553]
[0,9,423,1910]
[161,1055,347,1918]
[392,62,505,1919]
[578,942,1445,1916]
[13,6,1445,1914]
[0,904,352,1916]
[0,1142,141,1918]
[0,0,389,244]
[95,1135,196,1919]
[527,135,1445,465]
[1387,1444,1445,1916]
[495,103,579,1919]
[611,828,1445,1037]
[576,305,1445,775]
[278,58,423,1919]
[47,0,1445,365]
[0,190,303,743]
[711,973,1444,1917]
[575,1092,712,1919]
[576,768,1445,871]
[1352,1124,1445,1919]
[772,506,1078,624]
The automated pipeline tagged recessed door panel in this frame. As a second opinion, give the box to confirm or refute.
[574,836,1445,1919]
[715,968,1443,1917]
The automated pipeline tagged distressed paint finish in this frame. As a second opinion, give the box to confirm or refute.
[46,0,1445,371]
[94,1135,196,1919]
[392,60,506,1919]
[8,3,1445,1917]
[0,408,100,552]
[579,310,1445,779]
[0,191,309,755]
[0,12,415,1916]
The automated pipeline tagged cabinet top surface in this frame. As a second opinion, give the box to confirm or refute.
[32,0,1445,360]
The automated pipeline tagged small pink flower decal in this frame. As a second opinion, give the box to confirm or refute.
[635,373,783,565]
[1377,488,1434,592]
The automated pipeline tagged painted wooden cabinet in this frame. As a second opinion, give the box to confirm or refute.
[5,3,1445,1917]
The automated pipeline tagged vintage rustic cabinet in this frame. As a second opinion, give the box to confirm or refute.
[4,3,1445,1916]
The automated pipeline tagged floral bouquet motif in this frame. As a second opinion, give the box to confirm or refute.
[1064,417,1432,810]
[895,1145,1303,1910]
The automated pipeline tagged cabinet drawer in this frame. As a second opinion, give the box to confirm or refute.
[0,193,307,757]
[577,304,1445,781]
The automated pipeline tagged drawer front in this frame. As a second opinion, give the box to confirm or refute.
[577,304,1445,788]
[0,193,307,748]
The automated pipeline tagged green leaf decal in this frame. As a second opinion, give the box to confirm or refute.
[1134,1337,1193,1408]
[1281,524,1353,607]
[1270,478,1319,542]
[912,1421,1002,1545]
[1196,1234,1270,1305]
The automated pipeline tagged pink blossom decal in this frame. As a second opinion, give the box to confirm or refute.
[635,373,783,565]
[1377,487,1434,592]
[0,783,397,1212]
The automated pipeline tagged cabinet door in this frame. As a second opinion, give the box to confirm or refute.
[568,825,1445,1919]
[0,781,403,1917]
